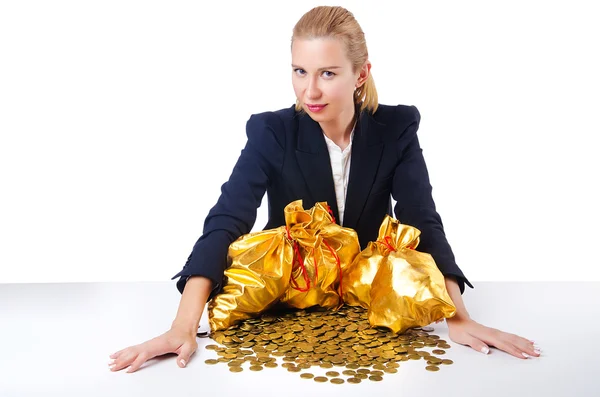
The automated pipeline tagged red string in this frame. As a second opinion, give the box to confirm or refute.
[376,235,397,252]
[286,226,310,292]
[376,235,417,252]
[322,239,343,301]
[326,204,337,224]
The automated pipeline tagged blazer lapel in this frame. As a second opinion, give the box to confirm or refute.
[294,104,384,229]
[343,110,384,229]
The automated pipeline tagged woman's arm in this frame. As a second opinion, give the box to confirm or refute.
[171,112,285,301]
[444,276,470,320]
[171,276,213,334]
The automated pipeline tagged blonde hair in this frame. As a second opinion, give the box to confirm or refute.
[291,6,378,115]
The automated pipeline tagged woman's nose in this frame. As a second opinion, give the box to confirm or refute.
[306,81,321,98]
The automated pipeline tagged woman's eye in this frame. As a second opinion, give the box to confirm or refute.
[293,68,335,77]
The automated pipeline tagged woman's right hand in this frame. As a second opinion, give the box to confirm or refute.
[108,326,198,373]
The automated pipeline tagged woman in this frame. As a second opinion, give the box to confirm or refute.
[109,6,540,373]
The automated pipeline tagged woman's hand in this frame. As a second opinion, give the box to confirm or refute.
[445,314,541,359]
[108,326,198,373]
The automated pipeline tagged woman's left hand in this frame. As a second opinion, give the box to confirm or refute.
[444,315,541,359]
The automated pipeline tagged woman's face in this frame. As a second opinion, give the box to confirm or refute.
[291,38,367,122]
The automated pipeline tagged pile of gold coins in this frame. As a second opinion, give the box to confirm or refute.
[201,305,453,384]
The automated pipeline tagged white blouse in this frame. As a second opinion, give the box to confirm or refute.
[322,120,357,226]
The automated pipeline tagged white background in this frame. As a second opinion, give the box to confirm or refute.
[1,0,598,284]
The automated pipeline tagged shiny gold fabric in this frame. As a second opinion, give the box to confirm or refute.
[278,200,361,310]
[207,226,294,331]
[342,215,457,333]
[208,199,361,331]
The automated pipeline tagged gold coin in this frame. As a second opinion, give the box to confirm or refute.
[384,367,398,374]
[386,362,400,368]
[249,365,263,371]
[320,362,334,369]
[342,370,356,376]
[432,349,446,355]
[330,378,345,384]
[355,373,368,380]
[314,376,328,383]
[425,365,440,372]
[229,366,243,372]
[369,375,383,381]
[204,359,218,365]
[370,370,384,376]
[441,359,454,365]
[287,366,301,372]
[325,371,340,377]
[347,377,362,384]
[300,373,314,379]
[421,326,434,332]
[264,362,278,368]
[205,344,218,350]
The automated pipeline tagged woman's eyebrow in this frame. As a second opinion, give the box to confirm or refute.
[291,64,343,71]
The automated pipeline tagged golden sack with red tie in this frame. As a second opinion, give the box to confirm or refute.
[278,200,361,310]
[342,214,457,333]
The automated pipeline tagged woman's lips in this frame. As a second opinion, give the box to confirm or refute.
[307,104,327,112]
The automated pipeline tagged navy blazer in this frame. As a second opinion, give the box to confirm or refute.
[172,102,474,300]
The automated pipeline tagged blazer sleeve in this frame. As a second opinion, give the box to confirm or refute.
[171,112,285,301]
[392,105,474,295]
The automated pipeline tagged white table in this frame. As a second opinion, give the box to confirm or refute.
[1,281,597,397]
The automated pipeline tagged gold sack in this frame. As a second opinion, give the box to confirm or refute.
[278,199,361,310]
[207,226,294,332]
[342,215,456,333]
[341,214,420,308]
[368,215,456,333]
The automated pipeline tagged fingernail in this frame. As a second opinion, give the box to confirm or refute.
[108,359,115,365]
[180,359,186,367]
[522,352,530,358]
[480,347,489,354]
[109,363,116,369]
[534,348,541,354]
